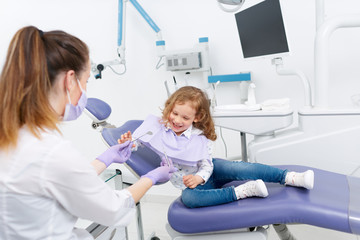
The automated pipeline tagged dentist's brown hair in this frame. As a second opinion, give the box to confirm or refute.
[0,26,89,149]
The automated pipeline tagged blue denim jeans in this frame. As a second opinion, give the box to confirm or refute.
[181,158,287,208]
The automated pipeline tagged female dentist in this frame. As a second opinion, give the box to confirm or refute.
[0,26,175,240]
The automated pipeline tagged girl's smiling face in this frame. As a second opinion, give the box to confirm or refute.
[168,101,198,136]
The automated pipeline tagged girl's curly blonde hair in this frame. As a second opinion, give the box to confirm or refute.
[161,86,217,141]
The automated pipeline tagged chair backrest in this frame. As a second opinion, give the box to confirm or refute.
[101,120,162,179]
[85,98,112,123]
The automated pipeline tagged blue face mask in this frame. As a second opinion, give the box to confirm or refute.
[63,79,88,121]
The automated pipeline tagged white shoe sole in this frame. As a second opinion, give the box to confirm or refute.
[256,179,269,197]
[303,170,314,189]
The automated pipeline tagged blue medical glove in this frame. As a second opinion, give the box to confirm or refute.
[97,141,132,167]
[141,165,177,185]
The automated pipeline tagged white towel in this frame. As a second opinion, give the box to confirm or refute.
[261,98,290,111]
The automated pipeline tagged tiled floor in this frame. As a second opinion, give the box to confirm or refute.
[127,199,359,240]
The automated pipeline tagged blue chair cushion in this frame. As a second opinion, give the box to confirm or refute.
[85,98,112,122]
[168,165,360,234]
[101,120,162,178]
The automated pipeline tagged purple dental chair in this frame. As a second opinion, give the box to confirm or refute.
[85,98,360,240]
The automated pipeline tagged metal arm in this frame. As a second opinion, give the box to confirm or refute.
[92,0,163,79]
[118,0,163,62]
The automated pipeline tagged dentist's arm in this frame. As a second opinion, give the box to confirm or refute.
[126,177,153,203]
[90,163,176,203]
[121,164,176,203]
[91,159,107,175]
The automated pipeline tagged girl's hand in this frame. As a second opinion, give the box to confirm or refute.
[118,131,132,144]
[183,175,204,189]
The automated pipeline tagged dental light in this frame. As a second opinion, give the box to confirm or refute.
[217,0,245,12]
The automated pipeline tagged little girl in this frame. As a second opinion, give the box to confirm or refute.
[121,86,314,208]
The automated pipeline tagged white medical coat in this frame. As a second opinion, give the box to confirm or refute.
[0,127,136,240]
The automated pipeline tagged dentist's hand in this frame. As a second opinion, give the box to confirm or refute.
[141,165,177,185]
[97,141,133,167]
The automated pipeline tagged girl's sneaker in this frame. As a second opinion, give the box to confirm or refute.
[235,179,269,199]
[285,170,314,189]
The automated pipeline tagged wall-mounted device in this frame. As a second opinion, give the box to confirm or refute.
[165,52,202,71]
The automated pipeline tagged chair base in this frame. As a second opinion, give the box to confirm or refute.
[166,224,268,240]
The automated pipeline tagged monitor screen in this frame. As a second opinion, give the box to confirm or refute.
[235,0,289,59]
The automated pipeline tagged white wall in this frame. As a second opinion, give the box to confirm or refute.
[1,0,360,197]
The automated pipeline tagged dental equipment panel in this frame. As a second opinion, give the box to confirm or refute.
[158,37,211,92]
[165,52,202,71]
